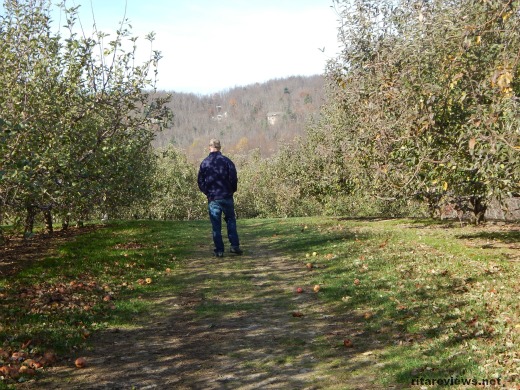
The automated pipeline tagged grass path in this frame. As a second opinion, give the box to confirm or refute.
[24,223,386,389]
[3,217,519,389]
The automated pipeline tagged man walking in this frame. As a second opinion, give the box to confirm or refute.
[197,139,243,257]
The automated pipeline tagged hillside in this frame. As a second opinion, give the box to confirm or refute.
[154,75,325,161]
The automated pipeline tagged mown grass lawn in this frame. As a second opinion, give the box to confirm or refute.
[281,218,519,388]
[0,217,518,388]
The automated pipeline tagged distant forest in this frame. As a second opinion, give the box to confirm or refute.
[153,75,325,161]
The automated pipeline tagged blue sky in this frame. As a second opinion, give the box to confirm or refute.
[53,0,340,94]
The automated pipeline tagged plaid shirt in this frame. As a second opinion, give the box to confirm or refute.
[197,151,238,201]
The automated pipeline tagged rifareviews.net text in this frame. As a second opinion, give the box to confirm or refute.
[411,377,501,386]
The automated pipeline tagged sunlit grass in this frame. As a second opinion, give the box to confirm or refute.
[263,217,519,388]
[1,217,518,388]
[0,220,207,357]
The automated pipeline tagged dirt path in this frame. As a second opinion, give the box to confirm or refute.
[21,243,388,390]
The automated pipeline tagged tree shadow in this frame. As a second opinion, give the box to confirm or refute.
[455,230,520,245]
[11,218,513,389]
[248,219,510,386]
[30,238,390,389]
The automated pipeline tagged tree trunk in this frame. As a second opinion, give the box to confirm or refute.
[62,216,70,231]
[43,208,53,234]
[0,205,4,245]
[24,205,37,237]
[424,193,442,219]
[470,196,487,225]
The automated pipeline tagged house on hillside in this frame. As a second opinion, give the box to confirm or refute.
[212,112,228,121]
[267,111,283,126]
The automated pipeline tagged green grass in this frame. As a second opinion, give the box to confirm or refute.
[0,220,207,354]
[257,217,518,388]
[1,217,518,388]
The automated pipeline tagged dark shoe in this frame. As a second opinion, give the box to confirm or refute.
[230,247,243,255]
[213,250,224,258]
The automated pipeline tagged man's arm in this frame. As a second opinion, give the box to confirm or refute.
[197,164,207,195]
[228,160,238,193]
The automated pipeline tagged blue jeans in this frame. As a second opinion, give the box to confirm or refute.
[208,197,240,253]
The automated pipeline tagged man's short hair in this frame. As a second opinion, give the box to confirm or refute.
[209,139,221,150]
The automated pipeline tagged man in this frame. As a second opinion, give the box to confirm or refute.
[197,139,243,257]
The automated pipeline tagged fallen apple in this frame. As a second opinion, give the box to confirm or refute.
[18,365,36,375]
[343,339,354,348]
[145,277,152,284]
[313,284,321,293]
[22,358,38,369]
[11,351,27,361]
[296,287,304,293]
[354,278,361,285]
[43,351,57,364]
[8,366,20,379]
[74,357,86,368]
[306,262,313,270]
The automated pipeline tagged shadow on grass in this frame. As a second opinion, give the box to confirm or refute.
[245,218,510,386]
[240,218,362,254]
[6,218,513,388]
[401,217,466,229]
[34,241,391,389]
[42,302,386,389]
[455,230,520,244]
[0,220,210,354]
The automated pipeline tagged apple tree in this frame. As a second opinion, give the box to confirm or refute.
[321,0,519,222]
[0,0,171,236]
